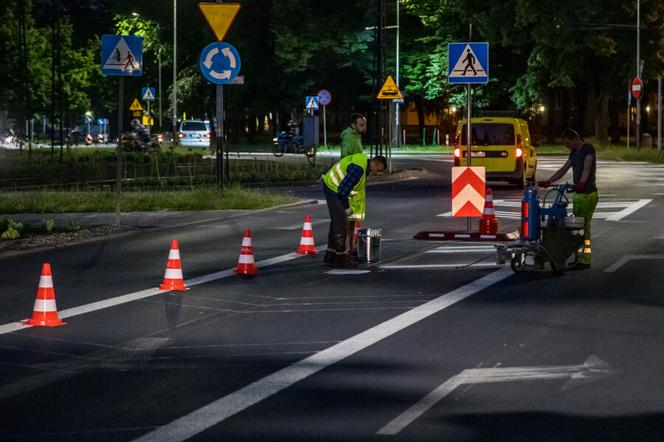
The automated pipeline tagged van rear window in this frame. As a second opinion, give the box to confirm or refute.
[182,122,208,132]
[461,124,515,146]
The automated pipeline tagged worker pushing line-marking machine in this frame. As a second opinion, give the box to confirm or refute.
[496,184,585,272]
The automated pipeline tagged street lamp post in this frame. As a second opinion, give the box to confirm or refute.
[172,0,178,144]
[636,0,641,149]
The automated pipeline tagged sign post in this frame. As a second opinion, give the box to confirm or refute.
[199,2,241,188]
[101,34,143,225]
[317,89,332,147]
[448,40,489,232]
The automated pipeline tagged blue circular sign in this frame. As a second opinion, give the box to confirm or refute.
[317,89,332,106]
[199,42,241,85]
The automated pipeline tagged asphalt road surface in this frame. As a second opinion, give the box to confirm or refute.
[2,155,664,441]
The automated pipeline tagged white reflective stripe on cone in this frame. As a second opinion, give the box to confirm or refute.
[241,238,252,247]
[38,275,54,288]
[33,299,58,312]
[238,255,255,264]
[300,237,315,245]
[164,268,184,279]
[168,249,181,260]
[303,223,312,230]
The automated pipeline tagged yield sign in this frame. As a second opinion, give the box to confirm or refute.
[198,3,241,41]
[451,166,485,217]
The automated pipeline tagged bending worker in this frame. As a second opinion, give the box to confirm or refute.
[323,153,387,268]
[537,129,598,269]
[339,113,367,158]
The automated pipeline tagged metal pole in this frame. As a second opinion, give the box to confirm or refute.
[216,0,225,187]
[147,101,151,135]
[395,0,400,151]
[323,105,327,147]
[627,95,630,150]
[636,0,641,149]
[466,24,473,233]
[658,76,662,153]
[116,77,124,225]
[158,52,162,128]
[172,0,178,144]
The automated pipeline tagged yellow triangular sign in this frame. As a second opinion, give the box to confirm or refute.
[129,98,143,111]
[376,74,403,100]
[199,3,241,41]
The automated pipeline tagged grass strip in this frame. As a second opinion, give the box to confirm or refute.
[0,186,298,213]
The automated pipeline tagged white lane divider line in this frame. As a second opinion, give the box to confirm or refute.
[381,263,500,270]
[605,199,652,221]
[131,268,513,442]
[325,269,371,275]
[0,248,325,337]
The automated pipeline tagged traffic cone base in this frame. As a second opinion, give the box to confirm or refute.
[479,187,499,235]
[235,229,258,275]
[160,240,189,291]
[296,216,317,255]
[26,263,65,327]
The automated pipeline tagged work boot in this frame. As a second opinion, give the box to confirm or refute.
[335,254,358,269]
[323,251,336,266]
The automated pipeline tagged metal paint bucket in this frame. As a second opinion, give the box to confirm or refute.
[358,228,382,263]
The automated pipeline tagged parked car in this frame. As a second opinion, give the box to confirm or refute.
[177,120,210,147]
[454,117,537,188]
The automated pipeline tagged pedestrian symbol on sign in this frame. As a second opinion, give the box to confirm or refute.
[450,45,486,78]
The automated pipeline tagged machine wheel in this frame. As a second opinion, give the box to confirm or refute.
[510,254,526,272]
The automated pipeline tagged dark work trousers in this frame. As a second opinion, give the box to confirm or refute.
[324,184,349,256]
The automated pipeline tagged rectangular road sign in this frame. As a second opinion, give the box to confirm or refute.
[448,42,489,85]
[101,35,143,77]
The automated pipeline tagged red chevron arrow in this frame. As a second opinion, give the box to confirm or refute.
[452,167,486,217]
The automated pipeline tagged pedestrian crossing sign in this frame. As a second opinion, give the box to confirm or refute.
[141,87,156,102]
[129,98,144,112]
[305,96,319,110]
[376,74,403,100]
[101,35,143,77]
[448,42,489,84]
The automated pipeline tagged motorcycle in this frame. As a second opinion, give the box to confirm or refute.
[121,129,160,152]
[273,130,316,165]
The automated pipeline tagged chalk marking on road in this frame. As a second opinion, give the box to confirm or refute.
[0,248,325,337]
[381,263,499,270]
[377,355,616,436]
[604,254,664,273]
[366,176,420,187]
[131,268,513,442]
[325,269,371,275]
[604,199,652,221]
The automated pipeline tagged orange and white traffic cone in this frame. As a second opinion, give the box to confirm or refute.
[351,221,362,255]
[159,239,189,291]
[26,263,65,327]
[235,228,257,276]
[296,215,317,255]
[479,187,499,234]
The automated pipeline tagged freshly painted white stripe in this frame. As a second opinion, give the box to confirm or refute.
[274,220,327,231]
[378,356,613,435]
[381,263,499,269]
[33,299,57,312]
[605,199,652,221]
[604,254,664,272]
[428,233,446,238]
[426,246,495,254]
[164,268,183,279]
[0,248,325,337]
[38,275,53,288]
[132,268,512,442]
[325,269,371,275]
[454,234,471,239]
[366,176,419,186]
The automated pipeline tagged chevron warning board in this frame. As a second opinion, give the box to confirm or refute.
[452,166,486,217]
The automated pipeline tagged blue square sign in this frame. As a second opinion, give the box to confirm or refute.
[448,42,489,85]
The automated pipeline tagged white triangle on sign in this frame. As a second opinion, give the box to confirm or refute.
[450,44,486,78]
[307,97,319,109]
[143,89,155,100]
[103,37,141,73]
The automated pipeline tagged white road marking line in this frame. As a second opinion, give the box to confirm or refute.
[605,199,652,221]
[366,176,420,186]
[426,246,496,254]
[131,268,513,442]
[325,269,371,275]
[381,263,499,269]
[378,356,615,435]
[0,248,326,337]
[604,255,664,273]
[274,220,328,231]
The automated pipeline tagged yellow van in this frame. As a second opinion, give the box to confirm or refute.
[454,117,537,188]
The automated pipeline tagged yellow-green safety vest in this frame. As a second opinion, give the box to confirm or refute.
[323,153,367,221]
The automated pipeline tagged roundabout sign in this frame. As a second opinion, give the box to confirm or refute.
[199,42,241,85]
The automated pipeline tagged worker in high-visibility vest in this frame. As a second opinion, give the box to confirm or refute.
[538,129,598,269]
[323,153,387,268]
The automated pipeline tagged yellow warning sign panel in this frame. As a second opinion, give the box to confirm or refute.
[376,74,403,100]
[129,98,144,111]
[142,115,154,126]
[199,3,241,41]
